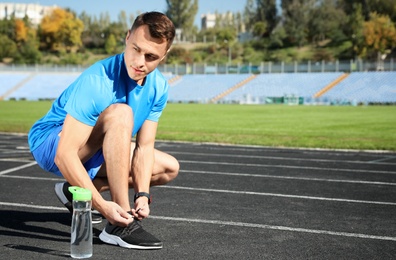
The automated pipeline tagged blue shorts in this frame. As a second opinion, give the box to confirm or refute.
[31,125,104,180]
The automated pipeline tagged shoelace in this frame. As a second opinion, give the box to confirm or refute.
[121,219,142,236]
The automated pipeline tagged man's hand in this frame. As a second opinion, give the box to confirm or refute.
[101,201,134,226]
[131,196,150,220]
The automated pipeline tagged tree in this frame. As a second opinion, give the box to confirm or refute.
[0,35,17,60]
[282,0,315,47]
[244,0,278,37]
[104,34,117,54]
[345,3,366,58]
[118,11,129,32]
[165,0,198,39]
[308,0,347,46]
[364,12,396,67]
[40,8,83,52]
[256,0,278,36]
[14,19,28,42]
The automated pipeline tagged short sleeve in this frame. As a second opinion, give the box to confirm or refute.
[64,74,113,126]
[147,82,169,122]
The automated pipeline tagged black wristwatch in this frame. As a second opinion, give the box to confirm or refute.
[134,192,151,204]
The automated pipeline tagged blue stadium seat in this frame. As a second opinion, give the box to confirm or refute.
[168,74,252,103]
[221,73,343,104]
[0,72,32,97]
[2,71,396,104]
[322,72,396,104]
[6,73,79,100]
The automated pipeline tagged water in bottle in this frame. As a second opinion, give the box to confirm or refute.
[69,186,93,259]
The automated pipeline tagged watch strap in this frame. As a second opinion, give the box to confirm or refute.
[134,192,151,204]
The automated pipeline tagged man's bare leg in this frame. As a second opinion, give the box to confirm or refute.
[93,146,179,192]
[86,104,133,211]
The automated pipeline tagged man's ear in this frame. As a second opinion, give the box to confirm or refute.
[125,30,131,45]
[160,48,171,61]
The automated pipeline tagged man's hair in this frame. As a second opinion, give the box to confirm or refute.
[131,12,175,50]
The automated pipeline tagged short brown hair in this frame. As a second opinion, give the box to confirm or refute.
[131,12,175,50]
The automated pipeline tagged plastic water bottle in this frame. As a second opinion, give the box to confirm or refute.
[69,186,93,259]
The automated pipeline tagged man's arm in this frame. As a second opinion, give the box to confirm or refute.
[55,114,132,226]
[131,119,158,219]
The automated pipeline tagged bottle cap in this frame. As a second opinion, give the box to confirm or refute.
[68,186,92,201]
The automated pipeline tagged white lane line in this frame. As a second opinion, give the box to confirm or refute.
[0,202,66,211]
[1,201,395,242]
[0,175,63,181]
[150,216,396,242]
[1,169,394,188]
[159,185,396,206]
[180,160,396,175]
[0,174,395,206]
[370,156,396,163]
[0,158,32,162]
[181,170,396,186]
[170,151,396,166]
[0,161,37,175]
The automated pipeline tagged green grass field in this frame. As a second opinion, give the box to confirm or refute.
[1,101,395,151]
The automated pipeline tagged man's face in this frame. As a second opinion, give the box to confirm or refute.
[124,25,168,85]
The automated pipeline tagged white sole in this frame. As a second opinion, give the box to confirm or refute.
[99,230,163,250]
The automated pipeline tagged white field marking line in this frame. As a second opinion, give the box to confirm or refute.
[181,169,396,186]
[158,185,396,206]
[1,202,395,242]
[169,151,396,166]
[179,160,396,175]
[0,161,37,175]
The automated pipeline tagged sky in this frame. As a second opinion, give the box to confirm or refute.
[5,0,248,28]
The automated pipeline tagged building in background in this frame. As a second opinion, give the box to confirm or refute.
[201,13,216,30]
[0,3,57,26]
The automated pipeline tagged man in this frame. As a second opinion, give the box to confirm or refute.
[28,12,179,250]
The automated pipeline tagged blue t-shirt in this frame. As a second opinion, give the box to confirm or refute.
[28,53,169,152]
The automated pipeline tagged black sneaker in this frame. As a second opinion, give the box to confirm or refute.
[99,219,163,249]
[54,182,102,224]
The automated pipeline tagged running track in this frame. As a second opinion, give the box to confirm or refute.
[0,133,395,259]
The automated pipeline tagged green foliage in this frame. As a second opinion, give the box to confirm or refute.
[40,8,84,52]
[165,0,198,38]
[364,12,396,56]
[0,35,17,60]
[252,21,267,37]
[1,1,396,65]
[104,34,117,54]
[166,46,192,64]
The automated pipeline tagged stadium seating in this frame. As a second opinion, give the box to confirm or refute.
[219,72,344,104]
[6,73,79,100]
[1,70,395,104]
[168,74,252,103]
[322,72,396,104]
[0,72,32,98]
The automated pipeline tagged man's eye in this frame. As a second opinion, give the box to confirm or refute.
[146,55,157,61]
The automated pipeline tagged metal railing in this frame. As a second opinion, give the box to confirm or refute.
[0,59,394,74]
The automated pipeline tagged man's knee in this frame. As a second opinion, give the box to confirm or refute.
[167,156,180,181]
[101,104,133,127]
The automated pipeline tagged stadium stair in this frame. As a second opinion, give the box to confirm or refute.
[209,74,257,103]
[168,75,182,85]
[313,73,349,98]
[0,73,36,100]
